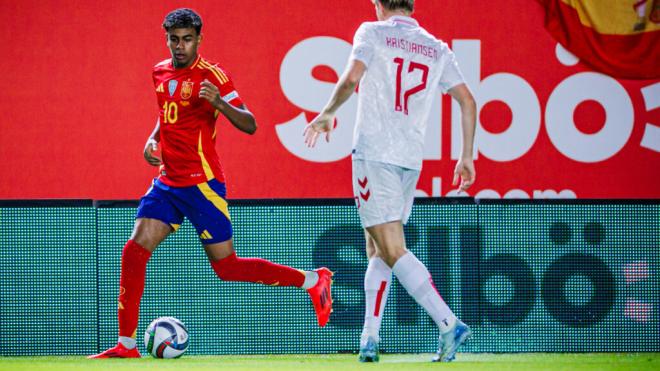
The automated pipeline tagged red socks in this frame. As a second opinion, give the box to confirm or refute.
[117,240,152,338]
[211,252,305,287]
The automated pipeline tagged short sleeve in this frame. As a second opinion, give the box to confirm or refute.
[349,23,375,67]
[218,77,243,107]
[207,67,244,108]
[438,47,466,93]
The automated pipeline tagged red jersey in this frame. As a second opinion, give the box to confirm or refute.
[152,55,243,187]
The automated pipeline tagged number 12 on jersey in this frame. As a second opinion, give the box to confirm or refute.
[393,57,429,115]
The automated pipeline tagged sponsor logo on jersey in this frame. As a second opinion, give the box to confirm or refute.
[156,82,164,93]
[181,80,194,100]
[168,80,178,97]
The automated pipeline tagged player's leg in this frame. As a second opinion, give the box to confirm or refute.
[359,230,392,362]
[353,159,402,362]
[399,167,471,362]
[118,219,172,342]
[89,218,173,359]
[205,238,313,288]
[89,181,181,359]
[367,220,471,362]
[205,240,333,326]
[181,179,333,326]
[368,221,457,328]
[356,161,469,362]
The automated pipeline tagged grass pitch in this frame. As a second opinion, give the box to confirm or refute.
[0,353,658,371]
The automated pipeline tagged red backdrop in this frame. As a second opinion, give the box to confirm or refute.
[0,0,658,199]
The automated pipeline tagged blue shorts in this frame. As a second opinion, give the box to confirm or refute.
[136,178,233,244]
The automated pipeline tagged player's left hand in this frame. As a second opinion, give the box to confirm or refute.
[199,79,222,107]
[304,112,335,147]
[143,138,162,166]
[453,158,476,193]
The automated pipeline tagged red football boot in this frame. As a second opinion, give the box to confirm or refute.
[306,267,334,327]
[87,343,141,359]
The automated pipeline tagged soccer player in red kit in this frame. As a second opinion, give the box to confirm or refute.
[89,8,333,359]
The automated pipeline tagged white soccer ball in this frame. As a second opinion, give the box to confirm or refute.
[144,316,190,358]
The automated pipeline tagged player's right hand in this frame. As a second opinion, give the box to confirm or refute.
[453,158,476,193]
[304,112,335,148]
[143,138,162,166]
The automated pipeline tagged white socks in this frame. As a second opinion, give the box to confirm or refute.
[392,252,456,333]
[302,270,319,290]
[118,336,136,349]
[361,257,392,346]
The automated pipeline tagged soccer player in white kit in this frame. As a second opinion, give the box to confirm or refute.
[304,0,476,363]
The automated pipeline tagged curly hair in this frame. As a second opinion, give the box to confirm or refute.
[162,8,203,35]
[377,0,414,12]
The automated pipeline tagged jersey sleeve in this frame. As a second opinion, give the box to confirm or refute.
[152,69,163,109]
[349,23,375,67]
[206,67,244,108]
[438,44,466,93]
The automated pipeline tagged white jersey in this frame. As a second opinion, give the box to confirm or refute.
[350,16,465,170]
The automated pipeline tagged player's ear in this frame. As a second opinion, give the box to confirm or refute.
[198,33,203,45]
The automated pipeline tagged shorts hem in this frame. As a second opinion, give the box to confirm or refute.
[135,214,180,231]
[361,216,404,229]
[199,233,233,245]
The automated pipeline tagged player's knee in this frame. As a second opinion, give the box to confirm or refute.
[131,218,171,251]
[382,255,398,267]
[210,252,238,280]
[379,248,407,267]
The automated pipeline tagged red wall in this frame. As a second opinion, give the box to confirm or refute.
[1,0,658,199]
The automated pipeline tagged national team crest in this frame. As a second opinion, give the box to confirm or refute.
[168,80,178,97]
[181,80,194,100]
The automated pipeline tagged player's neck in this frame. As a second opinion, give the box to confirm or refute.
[173,54,199,69]
[381,10,412,21]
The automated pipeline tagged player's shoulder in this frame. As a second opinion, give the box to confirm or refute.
[355,20,383,35]
[435,38,453,56]
[196,57,227,72]
[196,57,232,83]
[416,26,444,45]
[153,58,172,71]
[358,20,381,29]
[360,20,396,31]
[417,27,453,53]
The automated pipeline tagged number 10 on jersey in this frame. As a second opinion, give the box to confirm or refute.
[162,101,178,124]
[393,57,429,115]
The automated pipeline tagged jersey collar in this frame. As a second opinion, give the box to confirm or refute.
[389,15,419,27]
[189,54,201,69]
[171,54,202,70]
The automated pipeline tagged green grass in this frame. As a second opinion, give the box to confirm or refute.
[0,353,658,371]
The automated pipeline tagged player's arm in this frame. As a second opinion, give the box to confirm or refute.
[199,79,257,135]
[304,60,367,147]
[448,83,477,192]
[143,118,162,166]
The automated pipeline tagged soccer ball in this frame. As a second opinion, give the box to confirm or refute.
[144,316,189,358]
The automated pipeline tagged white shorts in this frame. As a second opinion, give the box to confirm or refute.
[352,159,421,228]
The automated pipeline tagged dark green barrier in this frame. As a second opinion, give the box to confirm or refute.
[0,200,658,355]
[470,203,658,352]
[0,204,98,355]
